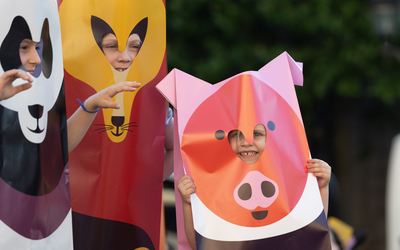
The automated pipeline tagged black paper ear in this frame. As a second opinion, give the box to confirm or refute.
[91,15,115,53]
[0,16,31,72]
[40,19,52,79]
[129,17,148,54]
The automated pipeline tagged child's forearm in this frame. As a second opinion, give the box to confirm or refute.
[320,186,329,217]
[182,201,197,250]
[67,106,97,153]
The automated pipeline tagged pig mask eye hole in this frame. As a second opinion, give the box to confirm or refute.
[267,121,275,131]
[215,130,225,140]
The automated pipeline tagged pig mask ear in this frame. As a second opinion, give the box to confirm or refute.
[156,68,211,109]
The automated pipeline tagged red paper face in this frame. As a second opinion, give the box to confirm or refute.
[182,74,309,227]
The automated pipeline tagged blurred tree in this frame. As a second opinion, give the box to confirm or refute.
[167,0,400,104]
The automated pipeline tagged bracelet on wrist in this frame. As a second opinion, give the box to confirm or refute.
[77,99,100,113]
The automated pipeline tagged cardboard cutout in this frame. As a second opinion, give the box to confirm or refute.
[0,0,72,249]
[157,52,331,249]
[59,0,167,249]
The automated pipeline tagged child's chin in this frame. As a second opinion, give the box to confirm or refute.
[238,157,260,165]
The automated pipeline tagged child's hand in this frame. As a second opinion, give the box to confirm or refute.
[84,81,141,112]
[0,69,33,101]
[178,175,196,205]
[306,159,331,189]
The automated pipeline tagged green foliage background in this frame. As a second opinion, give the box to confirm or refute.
[166,0,400,104]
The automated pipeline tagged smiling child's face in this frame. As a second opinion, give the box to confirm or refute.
[101,33,141,72]
[228,124,266,165]
[19,38,41,75]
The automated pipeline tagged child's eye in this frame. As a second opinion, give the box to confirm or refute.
[19,45,28,50]
[254,132,265,137]
[129,44,140,50]
[103,43,118,49]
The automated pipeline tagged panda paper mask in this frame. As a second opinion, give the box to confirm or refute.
[0,1,63,144]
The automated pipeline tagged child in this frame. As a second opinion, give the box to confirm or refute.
[178,124,331,250]
[0,38,141,153]
[100,32,174,179]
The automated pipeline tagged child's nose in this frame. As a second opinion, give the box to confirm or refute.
[239,134,253,146]
[28,50,41,66]
[118,50,132,63]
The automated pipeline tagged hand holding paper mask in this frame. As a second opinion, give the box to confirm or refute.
[178,175,196,205]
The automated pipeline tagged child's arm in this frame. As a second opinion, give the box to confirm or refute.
[67,81,140,153]
[177,175,197,250]
[306,159,331,217]
[0,69,33,101]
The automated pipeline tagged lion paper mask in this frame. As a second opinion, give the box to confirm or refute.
[157,52,331,249]
[60,0,166,143]
[59,0,167,249]
[0,0,71,249]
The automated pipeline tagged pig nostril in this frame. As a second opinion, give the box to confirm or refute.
[238,183,252,200]
[261,181,275,198]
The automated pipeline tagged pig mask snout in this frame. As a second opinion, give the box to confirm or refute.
[234,171,279,220]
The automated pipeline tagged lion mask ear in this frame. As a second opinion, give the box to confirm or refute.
[91,15,115,53]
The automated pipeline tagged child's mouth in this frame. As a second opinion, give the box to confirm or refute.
[115,68,127,72]
[239,151,257,156]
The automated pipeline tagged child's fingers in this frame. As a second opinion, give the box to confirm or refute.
[15,69,34,82]
[99,100,120,110]
[306,166,331,176]
[107,82,141,98]
[116,81,141,90]
[14,82,32,93]
[181,179,196,191]
[2,69,32,83]
[178,176,195,192]
[178,175,192,184]
[307,159,330,169]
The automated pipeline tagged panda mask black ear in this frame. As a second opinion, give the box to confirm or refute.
[0,16,31,72]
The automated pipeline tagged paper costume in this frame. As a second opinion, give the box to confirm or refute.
[59,0,167,249]
[157,52,331,249]
[0,0,72,249]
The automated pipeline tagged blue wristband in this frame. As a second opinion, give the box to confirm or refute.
[77,99,100,113]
